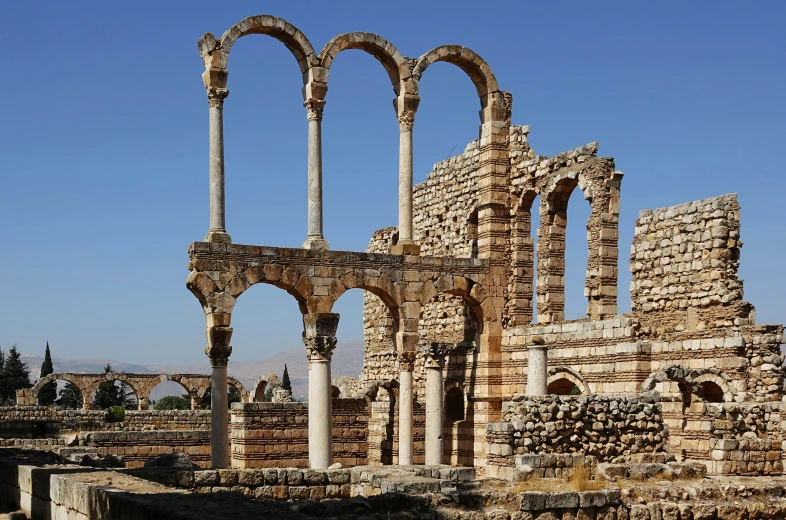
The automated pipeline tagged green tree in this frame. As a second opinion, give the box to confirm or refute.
[0,346,32,405]
[37,342,57,406]
[200,385,241,409]
[282,364,292,392]
[154,394,190,410]
[56,383,83,409]
[93,364,136,410]
[263,387,274,402]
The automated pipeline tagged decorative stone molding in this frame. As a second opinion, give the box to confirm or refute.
[304,336,337,362]
[205,345,232,367]
[304,98,326,121]
[207,87,229,108]
[398,110,415,131]
[397,351,417,371]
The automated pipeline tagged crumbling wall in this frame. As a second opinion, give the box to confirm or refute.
[486,394,666,478]
[630,194,753,334]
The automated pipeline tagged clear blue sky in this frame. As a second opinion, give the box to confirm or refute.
[1,1,784,366]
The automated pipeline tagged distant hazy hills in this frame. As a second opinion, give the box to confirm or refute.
[19,340,365,402]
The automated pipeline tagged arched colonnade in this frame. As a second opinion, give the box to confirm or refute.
[27,372,250,411]
[187,242,504,469]
[197,15,508,260]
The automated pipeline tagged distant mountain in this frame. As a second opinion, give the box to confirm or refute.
[17,340,366,402]
[150,340,365,401]
[20,354,154,380]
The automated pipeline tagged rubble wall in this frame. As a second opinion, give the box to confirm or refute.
[485,394,667,478]
[630,194,753,334]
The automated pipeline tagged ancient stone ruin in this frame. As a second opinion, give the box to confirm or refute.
[2,13,785,520]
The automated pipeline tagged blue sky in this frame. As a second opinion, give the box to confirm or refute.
[1,1,784,366]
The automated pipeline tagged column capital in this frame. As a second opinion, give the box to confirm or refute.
[304,98,326,121]
[205,345,232,367]
[207,87,229,108]
[424,342,449,368]
[303,336,337,362]
[397,350,417,371]
[398,110,415,131]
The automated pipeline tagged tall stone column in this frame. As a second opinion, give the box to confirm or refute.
[205,325,232,469]
[205,87,231,244]
[391,95,420,256]
[303,313,339,469]
[526,337,548,396]
[424,343,445,466]
[397,349,417,466]
[302,99,329,250]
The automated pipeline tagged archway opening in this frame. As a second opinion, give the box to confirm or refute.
[445,387,465,422]
[531,195,542,322]
[321,50,400,251]
[149,380,193,410]
[548,378,581,396]
[698,381,724,403]
[92,380,138,410]
[200,384,243,409]
[53,380,83,409]
[221,34,308,247]
[231,282,305,400]
[564,186,591,320]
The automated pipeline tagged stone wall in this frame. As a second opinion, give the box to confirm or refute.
[84,430,212,468]
[630,194,753,334]
[0,406,212,436]
[230,400,368,468]
[485,394,666,479]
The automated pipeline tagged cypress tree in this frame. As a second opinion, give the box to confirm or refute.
[37,342,57,406]
[282,364,292,392]
[1,346,31,405]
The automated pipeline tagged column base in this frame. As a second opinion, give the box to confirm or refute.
[302,236,330,251]
[205,231,232,244]
[390,241,420,256]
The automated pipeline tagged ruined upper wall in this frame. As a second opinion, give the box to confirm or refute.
[630,194,752,335]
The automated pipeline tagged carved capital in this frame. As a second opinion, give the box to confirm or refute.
[207,87,229,108]
[304,336,337,362]
[304,99,326,121]
[205,345,232,367]
[424,342,449,368]
[398,351,417,372]
[398,110,415,131]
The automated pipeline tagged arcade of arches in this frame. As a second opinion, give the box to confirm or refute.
[183,14,781,474]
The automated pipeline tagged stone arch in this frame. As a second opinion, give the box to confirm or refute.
[227,377,250,404]
[412,45,500,102]
[105,373,141,404]
[143,376,198,410]
[694,372,737,403]
[207,15,318,78]
[319,33,411,95]
[252,373,280,402]
[641,366,738,402]
[547,367,589,395]
[334,271,400,319]
[30,373,84,399]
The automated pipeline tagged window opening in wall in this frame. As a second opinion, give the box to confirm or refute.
[564,187,590,320]
[531,195,541,322]
[445,387,465,422]
[547,378,580,395]
[467,210,478,258]
[698,381,724,403]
